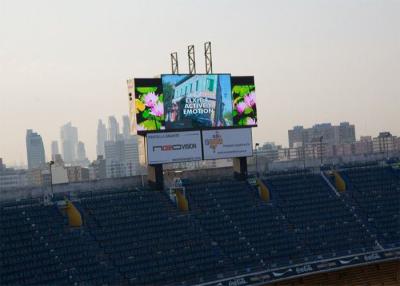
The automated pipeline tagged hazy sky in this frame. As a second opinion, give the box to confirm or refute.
[1,0,399,166]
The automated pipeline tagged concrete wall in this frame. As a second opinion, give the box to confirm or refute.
[0,175,147,201]
[163,167,234,187]
[0,166,237,201]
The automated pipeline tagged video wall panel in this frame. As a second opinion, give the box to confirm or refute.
[134,78,165,132]
[231,76,257,127]
[163,74,233,130]
[131,75,256,134]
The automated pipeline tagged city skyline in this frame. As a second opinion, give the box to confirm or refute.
[4,117,399,168]
[3,115,130,167]
[1,0,399,165]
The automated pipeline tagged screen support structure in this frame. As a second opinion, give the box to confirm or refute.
[170,52,179,74]
[148,164,164,190]
[233,157,248,180]
[188,45,196,74]
[204,42,213,74]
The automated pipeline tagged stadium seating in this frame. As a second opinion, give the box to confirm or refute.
[185,180,304,269]
[1,165,399,286]
[263,173,378,259]
[0,199,117,286]
[78,188,232,285]
[339,166,400,248]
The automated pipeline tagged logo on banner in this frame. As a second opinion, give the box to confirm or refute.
[205,132,223,152]
[153,144,197,152]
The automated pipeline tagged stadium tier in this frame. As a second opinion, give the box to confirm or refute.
[0,200,119,285]
[1,165,399,285]
[339,166,400,248]
[264,173,377,258]
[185,180,303,269]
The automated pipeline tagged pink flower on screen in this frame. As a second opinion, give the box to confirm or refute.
[247,117,256,125]
[244,91,256,107]
[150,102,164,117]
[137,124,145,131]
[144,92,158,107]
[236,102,247,114]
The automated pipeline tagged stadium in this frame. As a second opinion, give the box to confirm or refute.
[1,162,399,285]
[1,45,400,286]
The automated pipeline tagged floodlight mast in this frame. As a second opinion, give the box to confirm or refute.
[204,42,213,74]
[170,52,179,74]
[172,43,212,74]
[188,45,196,74]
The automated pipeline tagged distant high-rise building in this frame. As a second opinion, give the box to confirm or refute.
[257,142,280,162]
[60,122,78,164]
[288,126,308,148]
[104,140,125,178]
[0,159,29,190]
[77,141,87,161]
[96,119,107,156]
[26,129,46,169]
[108,116,120,142]
[354,136,373,155]
[124,137,140,176]
[336,122,356,144]
[104,136,141,178]
[309,123,336,146]
[89,155,107,180]
[372,132,397,155]
[288,122,355,147]
[122,115,131,139]
[51,140,59,159]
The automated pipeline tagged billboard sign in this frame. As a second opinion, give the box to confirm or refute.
[162,74,233,130]
[202,128,253,160]
[131,75,256,134]
[146,131,202,164]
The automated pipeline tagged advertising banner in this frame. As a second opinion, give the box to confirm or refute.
[202,128,253,160]
[147,131,202,164]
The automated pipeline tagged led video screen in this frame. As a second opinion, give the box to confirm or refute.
[132,75,256,133]
[162,74,233,129]
[134,78,165,132]
[231,76,257,127]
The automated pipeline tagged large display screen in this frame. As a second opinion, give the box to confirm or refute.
[134,78,165,132]
[162,74,233,129]
[231,76,257,127]
[132,75,256,133]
